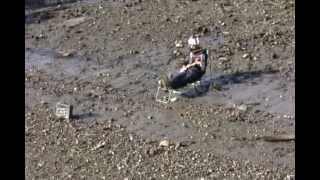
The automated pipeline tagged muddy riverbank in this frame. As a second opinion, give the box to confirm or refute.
[25,0,295,179]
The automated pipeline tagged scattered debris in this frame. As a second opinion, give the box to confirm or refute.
[129,50,139,54]
[242,53,249,59]
[58,49,75,57]
[223,31,230,35]
[237,104,248,111]
[173,49,181,56]
[175,40,183,48]
[218,57,228,61]
[91,141,106,151]
[62,17,87,28]
[159,140,170,147]
[170,97,178,102]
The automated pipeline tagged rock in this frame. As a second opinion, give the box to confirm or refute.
[170,97,178,102]
[175,40,183,48]
[173,49,181,56]
[218,57,228,61]
[223,31,230,35]
[62,17,87,28]
[242,53,249,59]
[182,122,188,127]
[272,53,279,59]
[58,50,74,57]
[37,161,45,168]
[147,116,153,120]
[129,50,139,54]
[129,134,134,141]
[91,141,106,151]
[237,104,247,111]
[40,100,47,105]
[284,174,295,180]
[159,140,170,147]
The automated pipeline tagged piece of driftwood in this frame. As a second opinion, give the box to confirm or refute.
[255,134,295,142]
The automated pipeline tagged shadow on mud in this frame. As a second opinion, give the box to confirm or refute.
[72,112,99,120]
[181,69,279,98]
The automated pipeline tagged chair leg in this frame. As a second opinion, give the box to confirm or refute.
[155,86,171,104]
[155,86,181,104]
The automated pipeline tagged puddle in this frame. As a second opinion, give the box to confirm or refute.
[25,48,98,80]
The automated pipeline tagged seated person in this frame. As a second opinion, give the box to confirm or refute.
[159,35,208,90]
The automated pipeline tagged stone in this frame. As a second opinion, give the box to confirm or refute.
[175,40,183,48]
[242,53,249,59]
[159,140,170,147]
[237,104,247,111]
[62,17,87,28]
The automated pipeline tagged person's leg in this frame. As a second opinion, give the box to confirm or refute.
[159,68,204,90]
[185,69,204,84]
[168,71,189,89]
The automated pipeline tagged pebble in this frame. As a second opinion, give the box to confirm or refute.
[159,140,170,147]
[175,40,183,48]
[173,49,181,56]
[182,122,188,127]
[37,161,45,167]
[91,141,106,151]
[170,97,178,102]
[218,57,228,61]
[129,134,134,141]
[237,104,248,111]
[222,31,230,35]
[242,53,249,59]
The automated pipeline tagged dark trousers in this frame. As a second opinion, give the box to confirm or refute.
[168,67,204,89]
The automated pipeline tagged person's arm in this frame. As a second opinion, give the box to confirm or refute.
[199,54,206,71]
[186,55,203,68]
[189,52,193,64]
[185,61,199,69]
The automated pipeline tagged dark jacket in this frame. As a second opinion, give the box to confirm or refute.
[188,48,208,75]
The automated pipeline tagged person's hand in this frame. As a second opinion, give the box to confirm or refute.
[180,66,187,72]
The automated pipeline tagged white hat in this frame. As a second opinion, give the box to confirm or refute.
[188,35,200,49]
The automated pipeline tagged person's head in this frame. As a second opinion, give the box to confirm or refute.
[188,35,200,51]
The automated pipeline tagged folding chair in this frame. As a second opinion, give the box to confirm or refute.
[155,49,212,104]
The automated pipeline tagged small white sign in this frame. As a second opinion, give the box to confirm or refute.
[55,103,72,119]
